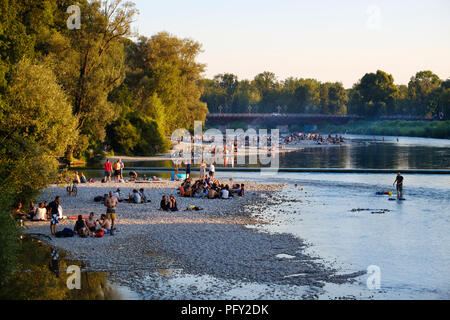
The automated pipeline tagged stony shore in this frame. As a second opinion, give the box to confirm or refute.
[24,179,364,299]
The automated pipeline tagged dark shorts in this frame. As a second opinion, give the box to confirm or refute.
[114,170,120,176]
[104,171,111,177]
[397,184,403,192]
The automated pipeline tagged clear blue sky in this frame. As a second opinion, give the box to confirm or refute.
[131,0,450,88]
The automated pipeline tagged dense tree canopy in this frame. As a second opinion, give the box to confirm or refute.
[201,70,448,119]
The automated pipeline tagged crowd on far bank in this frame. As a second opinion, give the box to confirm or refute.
[283,132,344,145]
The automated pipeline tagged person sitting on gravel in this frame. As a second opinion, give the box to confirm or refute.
[97,214,112,234]
[139,188,150,203]
[159,196,170,211]
[86,212,97,233]
[221,185,230,199]
[33,203,47,221]
[125,189,141,203]
[183,183,192,197]
[129,170,138,182]
[74,215,90,237]
[231,184,241,196]
[207,187,217,199]
[27,202,36,220]
[113,188,123,202]
[169,195,178,212]
[80,172,87,184]
[239,184,245,196]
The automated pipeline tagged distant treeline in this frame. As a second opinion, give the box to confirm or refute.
[200,70,450,119]
[318,120,450,139]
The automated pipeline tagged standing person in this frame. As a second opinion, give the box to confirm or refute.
[186,162,191,179]
[200,159,206,178]
[209,162,215,179]
[103,191,119,232]
[119,159,125,180]
[393,173,404,199]
[48,196,62,235]
[113,160,121,183]
[104,159,112,183]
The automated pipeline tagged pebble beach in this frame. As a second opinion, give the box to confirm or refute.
[24,179,364,299]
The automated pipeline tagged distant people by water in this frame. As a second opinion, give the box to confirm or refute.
[129,170,138,182]
[209,163,215,178]
[283,132,344,145]
[104,159,112,183]
[200,159,207,178]
[113,160,122,183]
[80,172,87,183]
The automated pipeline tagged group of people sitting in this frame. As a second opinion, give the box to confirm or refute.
[159,195,178,211]
[178,176,245,199]
[73,212,112,238]
[108,188,150,204]
[73,171,94,184]
[283,132,344,145]
[13,201,49,221]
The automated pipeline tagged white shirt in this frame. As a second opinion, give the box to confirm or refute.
[58,205,63,219]
[221,189,229,199]
[210,164,215,173]
[133,193,141,203]
[34,208,47,220]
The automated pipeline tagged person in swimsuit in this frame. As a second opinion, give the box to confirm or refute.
[104,191,119,231]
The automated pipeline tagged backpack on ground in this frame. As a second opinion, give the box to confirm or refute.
[55,228,75,238]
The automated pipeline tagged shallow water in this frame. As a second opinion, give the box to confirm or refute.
[118,135,450,170]
[229,171,450,299]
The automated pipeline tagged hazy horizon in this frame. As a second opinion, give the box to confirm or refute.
[131,0,450,88]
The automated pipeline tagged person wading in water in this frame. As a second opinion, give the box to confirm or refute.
[393,173,404,199]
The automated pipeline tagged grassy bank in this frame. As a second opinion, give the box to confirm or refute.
[317,120,450,139]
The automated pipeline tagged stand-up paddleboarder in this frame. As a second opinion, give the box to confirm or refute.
[393,173,404,200]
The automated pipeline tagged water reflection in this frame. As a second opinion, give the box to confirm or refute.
[0,237,137,300]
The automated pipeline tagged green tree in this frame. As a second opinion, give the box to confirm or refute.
[349,70,399,117]
[408,70,442,116]
[45,0,138,159]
